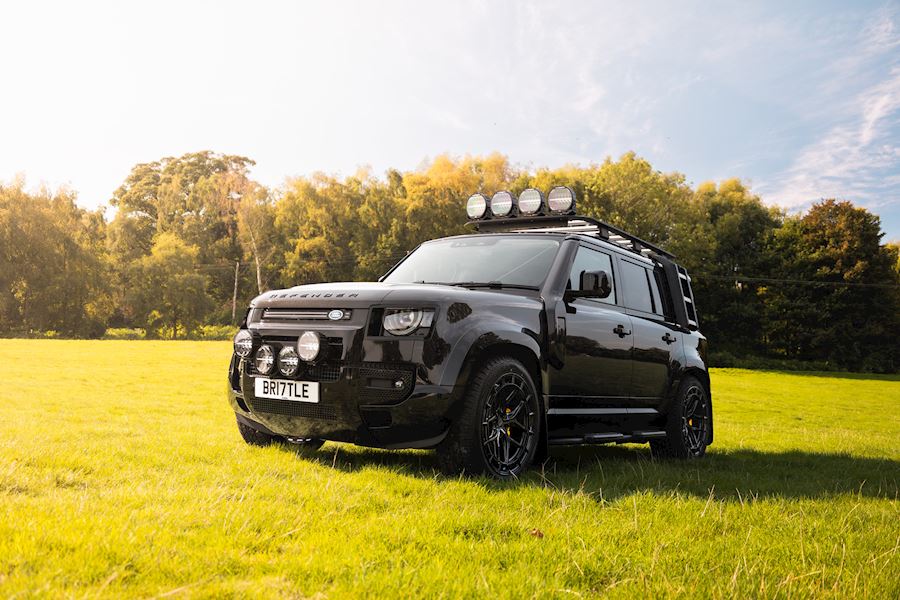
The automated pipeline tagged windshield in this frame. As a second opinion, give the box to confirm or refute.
[383,236,560,288]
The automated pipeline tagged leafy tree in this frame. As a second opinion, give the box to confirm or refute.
[128,234,211,339]
[397,153,516,252]
[0,180,111,336]
[109,152,258,323]
[274,174,364,285]
[679,179,782,354]
[762,200,900,371]
[237,184,278,295]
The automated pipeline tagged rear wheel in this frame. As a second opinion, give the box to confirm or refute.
[437,357,541,478]
[651,376,711,459]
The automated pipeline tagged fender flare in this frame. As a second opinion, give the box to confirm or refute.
[438,321,543,389]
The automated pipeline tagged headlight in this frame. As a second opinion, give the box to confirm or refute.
[297,331,321,362]
[234,329,253,358]
[255,345,275,375]
[466,193,488,219]
[490,191,515,217]
[278,346,300,376]
[383,309,434,336]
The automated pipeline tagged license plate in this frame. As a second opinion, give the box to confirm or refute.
[254,378,320,403]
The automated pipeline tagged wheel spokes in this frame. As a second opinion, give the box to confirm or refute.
[481,372,537,473]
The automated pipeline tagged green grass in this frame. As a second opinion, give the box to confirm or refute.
[0,340,898,599]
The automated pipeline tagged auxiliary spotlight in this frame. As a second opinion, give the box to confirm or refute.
[547,186,576,214]
[490,191,515,217]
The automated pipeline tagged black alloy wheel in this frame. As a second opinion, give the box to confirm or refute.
[651,375,711,459]
[480,371,539,477]
[436,357,541,478]
[681,384,710,455]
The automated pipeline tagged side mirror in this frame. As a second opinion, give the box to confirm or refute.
[569,270,612,299]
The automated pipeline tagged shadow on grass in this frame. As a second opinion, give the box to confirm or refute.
[282,442,900,502]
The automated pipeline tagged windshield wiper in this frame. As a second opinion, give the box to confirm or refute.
[448,281,540,291]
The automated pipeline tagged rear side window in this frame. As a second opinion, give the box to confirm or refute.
[620,260,654,313]
[650,269,670,318]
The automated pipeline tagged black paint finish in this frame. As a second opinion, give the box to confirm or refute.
[227,232,711,450]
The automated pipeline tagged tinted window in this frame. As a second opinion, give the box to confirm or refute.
[621,260,653,313]
[649,269,666,317]
[384,236,560,288]
[568,246,615,304]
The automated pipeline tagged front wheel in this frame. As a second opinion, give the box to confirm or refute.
[237,417,284,447]
[436,357,541,479]
[651,376,711,459]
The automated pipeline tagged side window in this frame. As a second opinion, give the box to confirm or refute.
[620,260,653,313]
[648,269,664,316]
[568,246,616,304]
[651,268,675,319]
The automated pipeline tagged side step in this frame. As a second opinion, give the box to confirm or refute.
[548,430,667,446]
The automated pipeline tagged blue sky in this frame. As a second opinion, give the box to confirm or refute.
[2,0,899,241]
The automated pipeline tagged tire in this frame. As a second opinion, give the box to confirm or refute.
[236,417,284,447]
[436,356,541,479]
[651,376,711,459]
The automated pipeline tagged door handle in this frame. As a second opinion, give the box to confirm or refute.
[613,324,631,338]
[662,333,677,344]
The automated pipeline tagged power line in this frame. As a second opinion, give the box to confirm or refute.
[692,273,900,289]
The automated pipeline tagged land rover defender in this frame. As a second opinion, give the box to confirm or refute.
[226,186,712,478]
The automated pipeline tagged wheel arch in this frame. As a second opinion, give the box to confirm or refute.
[452,336,549,457]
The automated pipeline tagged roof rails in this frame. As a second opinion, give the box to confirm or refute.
[469,214,676,260]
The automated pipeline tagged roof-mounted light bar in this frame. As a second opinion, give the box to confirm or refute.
[465,187,675,260]
[466,187,575,221]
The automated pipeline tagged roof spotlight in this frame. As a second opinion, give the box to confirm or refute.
[517,188,544,215]
[547,186,576,214]
[466,193,489,219]
[490,191,515,217]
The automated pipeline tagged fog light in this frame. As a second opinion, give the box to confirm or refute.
[297,331,321,362]
[278,346,300,376]
[233,329,253,358]
[255,345,275,375]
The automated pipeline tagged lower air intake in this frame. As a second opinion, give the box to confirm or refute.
[248,398,337,420]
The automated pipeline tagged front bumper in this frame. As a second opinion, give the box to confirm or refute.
[227,355,458,449]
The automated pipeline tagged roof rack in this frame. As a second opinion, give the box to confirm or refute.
[469,214,675,260]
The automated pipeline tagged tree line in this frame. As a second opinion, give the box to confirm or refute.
[2,151,899,372]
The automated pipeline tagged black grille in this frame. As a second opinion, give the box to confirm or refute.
[357,366,415,405]
[248,398,337,419]
[305,363,341,382]
[262,308,352,321]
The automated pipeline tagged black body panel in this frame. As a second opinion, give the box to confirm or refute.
[227,230,710,450]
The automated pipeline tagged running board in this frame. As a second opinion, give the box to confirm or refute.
[548,430,667,446]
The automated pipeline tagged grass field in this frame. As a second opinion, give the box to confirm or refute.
[0,340,898,598]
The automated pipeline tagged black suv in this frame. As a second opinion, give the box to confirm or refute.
[227,187,712,478]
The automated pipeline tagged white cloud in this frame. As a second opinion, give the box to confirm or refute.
[761,11,900,210]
